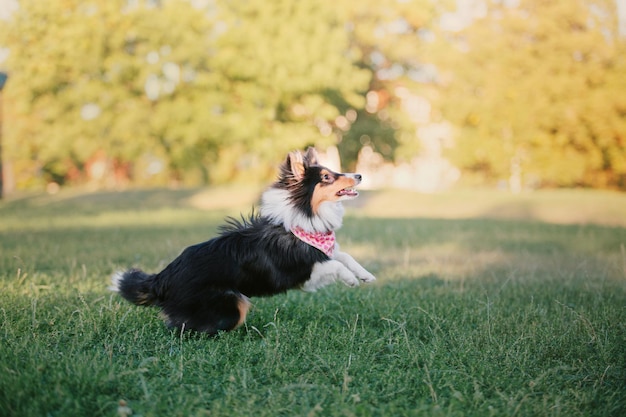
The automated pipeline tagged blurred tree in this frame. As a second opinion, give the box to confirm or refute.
[2,0,215,186]
[1,0,370,187]
[209,0,370,178]
[437,0,626,189]
[334,0,450,168]
[7,0,622,190]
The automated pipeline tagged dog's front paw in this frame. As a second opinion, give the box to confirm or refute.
[339,271,360,288]
[358,270,376,283]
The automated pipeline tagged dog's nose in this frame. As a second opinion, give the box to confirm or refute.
[355,174,362,181]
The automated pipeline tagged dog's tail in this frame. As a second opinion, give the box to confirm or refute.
[109,269,159,306]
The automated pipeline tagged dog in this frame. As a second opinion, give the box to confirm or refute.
[110,147,375,334]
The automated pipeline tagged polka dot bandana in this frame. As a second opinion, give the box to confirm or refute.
[291,226,336,257]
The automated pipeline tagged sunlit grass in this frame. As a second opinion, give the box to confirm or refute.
[350,188,626,226]
[1,187,625,416]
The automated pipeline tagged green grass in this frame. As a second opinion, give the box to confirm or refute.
[1,188,625,417]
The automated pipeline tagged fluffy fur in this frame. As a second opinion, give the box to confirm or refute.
[110,148,375,334]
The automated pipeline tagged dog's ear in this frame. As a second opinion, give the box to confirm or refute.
[286,150,306,181]
[303,147,319,166]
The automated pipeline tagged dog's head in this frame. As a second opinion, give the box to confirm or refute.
[261,147,362,232]
[277,147,361,214]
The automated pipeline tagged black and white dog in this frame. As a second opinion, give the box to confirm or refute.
[110,148,375,334]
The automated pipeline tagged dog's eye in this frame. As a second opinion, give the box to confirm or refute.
[322,173,334,183]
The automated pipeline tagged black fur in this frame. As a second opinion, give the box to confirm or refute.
[115,215,329,334]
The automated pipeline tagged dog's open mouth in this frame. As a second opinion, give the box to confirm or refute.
[336,188,358,197]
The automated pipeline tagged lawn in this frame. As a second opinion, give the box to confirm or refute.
[1,187,625,417]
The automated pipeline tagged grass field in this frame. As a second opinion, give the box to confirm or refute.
[1,187,625,417]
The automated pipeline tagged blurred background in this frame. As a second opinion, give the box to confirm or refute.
[0,0,625,196]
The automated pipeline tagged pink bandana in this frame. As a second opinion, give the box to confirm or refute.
[291,226,336,257]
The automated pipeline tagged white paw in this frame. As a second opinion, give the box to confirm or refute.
[339,272,360,288]
[358,271,376,283]
[301,280,321,292]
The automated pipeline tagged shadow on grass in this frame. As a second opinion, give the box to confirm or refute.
[0,188,203,214]
[1,187,265,216]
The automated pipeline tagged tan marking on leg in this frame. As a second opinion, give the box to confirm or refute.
[235,295,251,328]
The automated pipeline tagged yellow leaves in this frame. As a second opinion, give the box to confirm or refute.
[437,0,626,188]
[466,113,480,127]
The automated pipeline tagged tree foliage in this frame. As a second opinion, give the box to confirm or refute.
[437,0,626,189]
[1,0,370,187]
[334,0,447,167]
[1,0,625,190]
